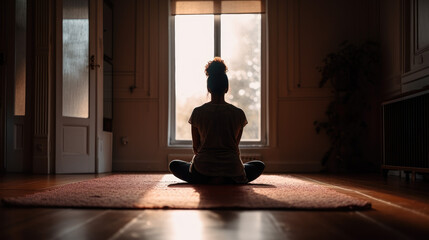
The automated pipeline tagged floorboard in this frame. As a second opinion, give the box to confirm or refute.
[1,173,428,239]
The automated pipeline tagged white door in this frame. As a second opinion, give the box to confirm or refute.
[56,0,100,173]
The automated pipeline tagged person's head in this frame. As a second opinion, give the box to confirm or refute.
[205,57,228,95]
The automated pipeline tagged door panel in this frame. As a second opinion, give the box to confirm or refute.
[63,126,88,154]
[56,0,96,173]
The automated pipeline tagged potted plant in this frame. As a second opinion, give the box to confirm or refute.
[314,41,379,172]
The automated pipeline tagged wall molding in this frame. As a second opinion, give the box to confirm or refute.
[33,0,54,173]
[278,0,338,98]
[134,0,160,98]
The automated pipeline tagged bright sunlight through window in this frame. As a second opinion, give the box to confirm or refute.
[174,14,262,142]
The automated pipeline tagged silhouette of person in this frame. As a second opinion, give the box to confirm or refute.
[169,57,265,184]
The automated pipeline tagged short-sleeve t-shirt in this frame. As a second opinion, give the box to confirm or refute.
[189,103,248,182]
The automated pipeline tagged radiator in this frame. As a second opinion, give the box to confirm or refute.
[382,91,429,172]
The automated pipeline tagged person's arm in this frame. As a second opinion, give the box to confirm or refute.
[237,110,247,144]
[236,127,244,148]
[191,126,200,154]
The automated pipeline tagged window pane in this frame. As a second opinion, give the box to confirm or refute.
[14,0,26,116]
[175,15,214,140]
[62,0,89,118]
[221,14,261,141]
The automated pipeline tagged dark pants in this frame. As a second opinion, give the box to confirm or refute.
[169,160,265,184]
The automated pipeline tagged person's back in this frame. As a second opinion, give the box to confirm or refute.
[190,103,247,181]
[169,57,264,184]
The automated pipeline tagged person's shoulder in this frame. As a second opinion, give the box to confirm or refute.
[228,104,245,114]
[226,104,246,119]
[192,103,210,113]
[195,103,210,109]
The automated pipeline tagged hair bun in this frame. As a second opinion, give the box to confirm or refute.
[205,57,228,77]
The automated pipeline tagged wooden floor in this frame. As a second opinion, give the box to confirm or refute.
[1,173,429,240]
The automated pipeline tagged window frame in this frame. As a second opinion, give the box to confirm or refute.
[169,12,268,147]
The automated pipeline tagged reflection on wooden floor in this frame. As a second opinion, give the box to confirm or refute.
[1,173,429,239]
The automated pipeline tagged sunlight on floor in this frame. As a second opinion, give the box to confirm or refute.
[164,211,267,240]
[169,211,205,240]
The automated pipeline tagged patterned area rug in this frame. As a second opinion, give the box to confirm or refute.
[2,174,371,210]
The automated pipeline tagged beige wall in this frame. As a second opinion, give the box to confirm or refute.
[112,0,379,172]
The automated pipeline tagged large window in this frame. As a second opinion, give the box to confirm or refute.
[171,0,266,145]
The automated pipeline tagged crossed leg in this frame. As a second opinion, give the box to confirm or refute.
[169,159,265,184]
